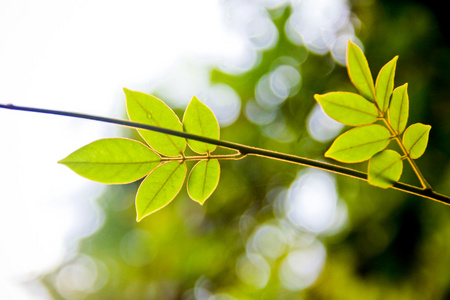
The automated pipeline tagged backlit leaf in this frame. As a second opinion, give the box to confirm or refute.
[375,56,398,112]
[314,92,378,126]
[325,124,391,163]
[388,83,409,134]
[403,123,431,159]
[347,40,376,101]
[183,96,220,154]
[136,161,187,221]
[124,88,186,157]
[368,150,403,188]
[187,159,220,205]
[58,138,161,184]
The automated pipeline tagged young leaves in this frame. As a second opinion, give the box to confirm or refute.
[325,125,390,163]
[183,96,220,154]
[187,159,220,205]
[314,92,378,126]
[375,56,398,112]
[125,88,186,157]
[388,83,409,134]
[403,123,431,159]
[368,150,403,188]
[315,40,432,189]
[347,41,376,102]
[61,91,222,221]
[136,162,187,221]
[58,138,161,184]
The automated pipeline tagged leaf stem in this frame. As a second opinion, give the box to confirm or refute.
[162,153,246,162]
[1,103,448,205]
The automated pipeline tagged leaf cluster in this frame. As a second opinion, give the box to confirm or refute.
[59,89,222,221]
[315,41,431,189]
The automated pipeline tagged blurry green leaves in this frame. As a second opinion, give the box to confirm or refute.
[315,41,431,189]
[60,90,222,221]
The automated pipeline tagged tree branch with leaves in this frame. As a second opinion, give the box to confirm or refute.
[1,41,448,221]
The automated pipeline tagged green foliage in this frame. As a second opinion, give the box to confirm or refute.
[375,56,398,112]
[136,161,187,221]
[124,88,186,157]
[325,124,391,163]
[347,41,376,101]
[41,4,450,299]
[315,41,431,189]
[403,123,431,159]
[314,92,378,126]
[368,150,403,188]
[59,41,440,221]
[183,96,220,154]
[58,138,160,184]
[60,89,223,221]
[187,159,220,204]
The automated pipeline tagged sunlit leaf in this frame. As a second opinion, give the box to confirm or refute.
[375,56,398,112]
[124,88,186,157]
[183,96,220,154]
[58,138,161,184]
[347,40,375,101]
[388,83,409,134]
[403,123,431,159]
[136,161,187,221]
[314,92,378,126]
[325,124,391,163]
[187,159,220,205]
[368,150,403,188]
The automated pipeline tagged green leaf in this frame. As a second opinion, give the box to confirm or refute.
[58,138,161,184]
[388,83,409,134]
[183,96,220,154]
[124,88,186,157]
[375,56,398,112]
[368,150,403,188]
[402,123,431,159]
[136,161,187,221]
[187,159,220,205]
[347,40,376,101]
[314,92,379,126]
[325,124,391,163]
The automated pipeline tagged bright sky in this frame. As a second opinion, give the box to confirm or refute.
[0,1,247,298]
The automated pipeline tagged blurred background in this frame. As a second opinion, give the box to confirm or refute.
[1,0,449,299]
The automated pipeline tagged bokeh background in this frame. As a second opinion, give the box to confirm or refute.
[1,0,449,299]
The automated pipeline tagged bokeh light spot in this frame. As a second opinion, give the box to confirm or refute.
[307,103,344,143]
[286,169,338,233]
[249,223,286,260]
[279,240,326,291]
[236,253,271,289]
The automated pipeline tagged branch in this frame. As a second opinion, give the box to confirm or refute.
[1,103,449,205]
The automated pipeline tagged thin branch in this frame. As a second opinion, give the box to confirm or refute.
[1,103,449,205]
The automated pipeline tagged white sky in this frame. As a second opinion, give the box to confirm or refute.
[0,1,248,298]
